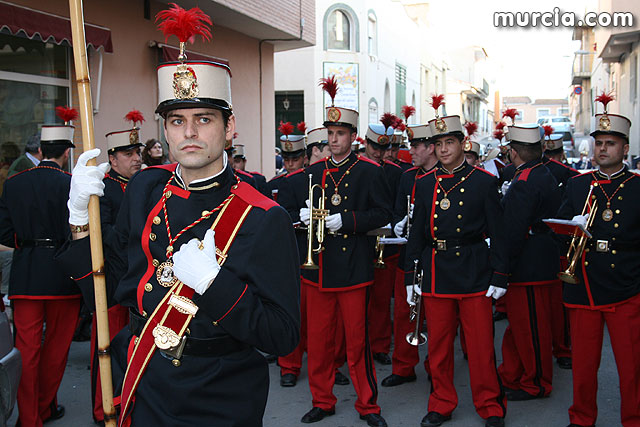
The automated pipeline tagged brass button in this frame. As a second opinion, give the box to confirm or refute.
[153,216,161,225]
[456,228,461,233]
[342,247,346,252]
[592,195,597,200]
[611,264,615,269]
[459,201,464,206]
[615,209,620,214]
[142,311,148,317]
[172,359,181,367]
[618,196,623,200]
[438,178,442,182]
[456,252,460,256]
[324,184,328,188]
[202,210,210,217]
[344,195,348,200]
[584,261,589,266]
[343,234,348,239]
[593,182,599,187]
[346,170,350,175]
[620,183,625,188]
[344,209,348,212]
[457,214,462,220]
[612,237,616,241]
[149,232,156,241]
[460,188,465,193]
[212,321,219,326]
[144,283,153,292]
[345,183,349,188]
[152,259,160,267]
[612,250,617,255]
[585,248,590,253]
[437,189,441,194]
[165,190,172,199]
[461,177,466,181]
[435,201,440,205]
[614,223,619,228]
[433,214,438,219]
[433,226,438,231]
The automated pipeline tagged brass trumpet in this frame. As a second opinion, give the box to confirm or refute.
[374,236,386,269]
[302,174,329,270]
[405,195,412,238]
[558,184,598,285]
[406,259,427,346]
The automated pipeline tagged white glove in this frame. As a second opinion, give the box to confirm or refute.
[501,181,511,195]
[68,148,110,225]
[325,213,342,232]
[572,214,588,229]
[299,199,311,226]
[409,203,414,220]
[486,285,507,300]
[394,216,408,238]
[406,284,421,306]
[173,229,221,295]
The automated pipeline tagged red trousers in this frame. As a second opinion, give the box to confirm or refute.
[550,282,571,359]
[499,285,553,397]
[368,255,397,354]
[13,298,81,427]
[568,293,640,427]
[424,295,506,418]
[279,284,346,376]
[391,267,426,377]
[306,284,380,415]
[90,304,129,422]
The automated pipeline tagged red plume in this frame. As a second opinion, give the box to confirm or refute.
[380,113,396,132]
[502,108,518,123]
[391,116,404,130]
[493,129,505,140]
[401,105,416,121]
[125,109,145,126]
[430,94,445,112]
[55,106,79,124]
[319,75,339,105]
[542,125,554,138]
[594,91,615,111]
[296,121,307,134]
[278,121,294,136]
[495,121,506,131]
[156,3,212,44]
[396,122,406,132]
[464,121,478,137]
[356,136,365,144]
[232,132,239,139]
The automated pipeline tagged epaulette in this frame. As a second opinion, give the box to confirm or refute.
[472,166,496,177]
[236,169,254,178]
[417,168,437,180]
[384,160,402,169]
[144,163,177,172]
[547,157,579,173]
[287,169,305,177]
[359,156,381,167]
[516,168,532,182]
[233,181,277,211]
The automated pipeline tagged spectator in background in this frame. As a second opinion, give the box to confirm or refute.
[141,138,168,167]
[275,147,283,171]
[8,134,42,177]
[572,150,593,170]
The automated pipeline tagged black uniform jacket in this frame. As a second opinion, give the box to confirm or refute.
[378,159,403,258]
[267,172,288,202]
[392,165,435,273]
[0,161,79,298]
[250,171,271,198]
[101,169,128,239]
[558,167,640,308]
[543,156,579,193]
[502,158,561,285]
[396,158,413,172]
[57,163,300,426]
[276,168,309,266]
[405,161,508,296]
[499,162,516,185]
[287,152,392,291]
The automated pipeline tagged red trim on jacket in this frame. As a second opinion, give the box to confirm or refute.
[384,160,402,169]
[359,156,381,167]
[517,168,532,181]
[473,166,497,176]
[215,284,248,322]
[233,181,277,211]
[145,163,177,172]
[137,196,168,312]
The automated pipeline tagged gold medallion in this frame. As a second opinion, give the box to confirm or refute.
[156,260,178,288]
[602,208,614,222]
[173,64,199,99]
[331,193,342,206]
[463,140,472,152]
[598,114,611,131]
[435,118,448,133]
[284,140,293,152]
[129,128,140,145]
[327,107,341,122]
[440,197,451,210]
[152,325,181,350]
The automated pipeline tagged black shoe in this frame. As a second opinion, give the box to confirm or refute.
[335,370,350,385]
[359,413,388,427]
[505,388,539,401]
[485,416,505,427]
[280,373,297,387]
[381,373,417,387]
[493,311,508,322]
[43,404,65,423]
[557,357,572,370]
[373,352,391,365]
[421,411,451,427]
[301,407,335,423]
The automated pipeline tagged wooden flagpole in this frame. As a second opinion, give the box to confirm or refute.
[67,1,116,425]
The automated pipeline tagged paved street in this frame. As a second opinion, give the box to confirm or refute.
[9,317,621,427]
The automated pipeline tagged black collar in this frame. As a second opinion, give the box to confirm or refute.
[595,165,628,180]
[173,164,236,192]
[516,157,542,171]
[329,151,356,168]
[108,169,129,183]
[438,160,468,175]
[39,160,62,169]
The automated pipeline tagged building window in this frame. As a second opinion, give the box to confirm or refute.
[557,107,569,116]
[367,11,377,56]
[630,53,637,102]
[368,98,378,124]
[327,10,351,51]
[536,108,551,120]
[395,63,407,114]
[516,109,524,121]
[0,33,71,189]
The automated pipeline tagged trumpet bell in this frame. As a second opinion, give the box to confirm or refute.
[374,260,386,269]
[558,271,581,285]
[406,331,427,346]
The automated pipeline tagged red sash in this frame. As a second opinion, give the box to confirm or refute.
[118,186,254,426]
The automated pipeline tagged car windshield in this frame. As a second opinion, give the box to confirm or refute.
[552,118,569,122]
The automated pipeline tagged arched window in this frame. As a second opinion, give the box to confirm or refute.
[368,98,378,124]
[327,10,350,50]
[324,4,359,52]
[367,11,377,56]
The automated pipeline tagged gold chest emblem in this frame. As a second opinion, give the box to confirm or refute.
[173,64,199,99]
[327,107,341,122]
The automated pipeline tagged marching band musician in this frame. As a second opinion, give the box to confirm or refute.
[230,144,271,197]
[382,123,438,388]
[296,76,391,426]
[557,93,640,427]
[57,5,300,425]
[405,96,508,427]
[267,122,306,201]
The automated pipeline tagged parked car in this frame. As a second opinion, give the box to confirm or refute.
[537,116,576,156]
[0,300,20,426]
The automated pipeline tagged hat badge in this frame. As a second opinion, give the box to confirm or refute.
[463,140,472,152]
[284,140,293,151]
[598,114,611,131]
[546,140,555,150]
[173,65,199,99]
[129,128,140,145]
[435,117,448,133]
[327,107,341,122]
[594,91,614,132]
[377,135,389,145]
[407,127,414,140]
